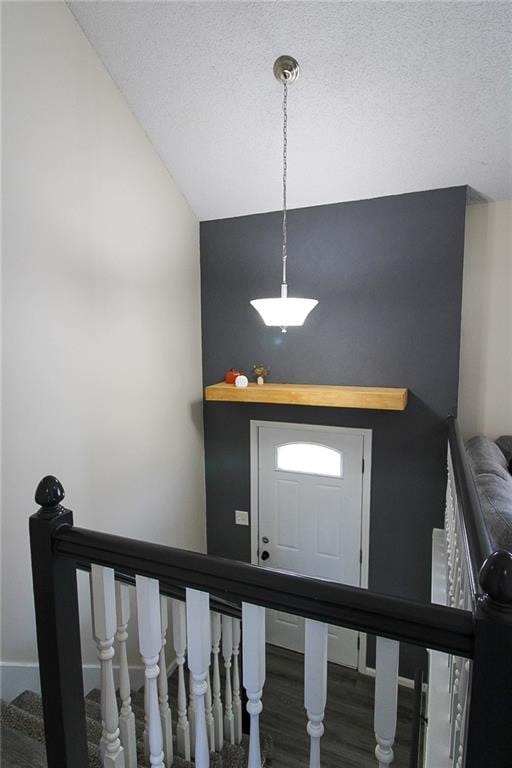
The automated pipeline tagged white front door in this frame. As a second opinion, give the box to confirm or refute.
[256,424,366,668]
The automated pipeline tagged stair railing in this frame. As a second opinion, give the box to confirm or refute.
[92,579,246,768]
[29,460,512,768]
[115,582,137,768]
[439,418,512,768]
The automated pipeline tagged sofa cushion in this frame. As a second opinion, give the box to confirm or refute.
[496,436,512,473]
[472,472,512,551]
[466,435,512,552]
[466,435,510,480]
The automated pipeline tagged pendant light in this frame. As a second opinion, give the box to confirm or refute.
[250,56,318,333]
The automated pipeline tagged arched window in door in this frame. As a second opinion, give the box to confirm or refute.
[276,442,343,478]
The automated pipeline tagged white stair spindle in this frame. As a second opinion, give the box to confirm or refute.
[451,655,469,762]
[188,669,196,758]
[116,582,137,768]
[159,597,173,767]
[374,636,399,768]
[90,565,125,768]
[242,602,266,768]
[136,575,164,768]
[450,661,460,727]
[222,614,235,744]
[459,660,470,764]
[171,600,191,761]
[211,612,224,751]
[232,618,243,745]
[205,667,216,752]
[304,620,328,768]
[186,588,211,768]
[144,676,151,763]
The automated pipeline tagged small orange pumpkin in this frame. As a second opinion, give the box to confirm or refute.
[225,368,242,384]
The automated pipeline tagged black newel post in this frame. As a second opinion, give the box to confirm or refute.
[465,550,512,767]
[29,476,88,768]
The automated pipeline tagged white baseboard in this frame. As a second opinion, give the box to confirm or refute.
[0,663,42,703]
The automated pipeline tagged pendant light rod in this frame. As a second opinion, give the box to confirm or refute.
[282,79,288,288]
[274,56,300,291]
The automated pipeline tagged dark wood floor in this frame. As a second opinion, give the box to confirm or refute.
[1,644,415,768]
[259,645,414,768]
[168,642,416,767]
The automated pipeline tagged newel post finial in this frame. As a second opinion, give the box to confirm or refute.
[478,550,512,618]
[35,475,65,515]
[29,475,87,765]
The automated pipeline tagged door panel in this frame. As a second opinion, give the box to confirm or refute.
[257,425,365,668]
[276,480,299,550]
[316,487,342,558]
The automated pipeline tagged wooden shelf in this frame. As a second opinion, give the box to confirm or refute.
[204,382,408,411]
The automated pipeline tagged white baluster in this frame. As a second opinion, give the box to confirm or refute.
[222,614,235,745]
[116,582,137,768]
[374,637,399,768]
[242,602,266,768]
[458,659,470,765]
[159,597,173,767]
[453,693,463,760]
[456,655,467,768]
[189,669,196,758]
[171,599,191,761]
[90,565,125,768]
[211,612,224,751]
[445,478,454,598]
[450,661,460,727]
[232,618,243,745]
[186,588,211,768]
[304,620,328,768]
[144,674,151,763]
[205,667,215,752]
[136,575,164,768]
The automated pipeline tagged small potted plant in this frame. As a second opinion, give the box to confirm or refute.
[253,365,270,385]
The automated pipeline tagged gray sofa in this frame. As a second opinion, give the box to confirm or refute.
[465,435,512,551]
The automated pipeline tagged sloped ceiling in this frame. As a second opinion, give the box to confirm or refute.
[69,1,512,221]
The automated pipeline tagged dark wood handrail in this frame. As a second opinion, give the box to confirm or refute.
[54,524,474,657]
[85,567,243,620]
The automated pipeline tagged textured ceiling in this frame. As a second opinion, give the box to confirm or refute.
[69,1,512,221]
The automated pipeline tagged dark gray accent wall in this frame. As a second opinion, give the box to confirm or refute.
[200,187,467,676]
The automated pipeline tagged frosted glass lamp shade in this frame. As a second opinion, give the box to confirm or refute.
[250,296,318,328]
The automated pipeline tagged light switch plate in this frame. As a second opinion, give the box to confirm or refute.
[235,509,249,526]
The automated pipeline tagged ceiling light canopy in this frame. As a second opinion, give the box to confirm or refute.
[250,56,318,333]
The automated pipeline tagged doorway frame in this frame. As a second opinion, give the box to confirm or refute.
[249,419,372,674]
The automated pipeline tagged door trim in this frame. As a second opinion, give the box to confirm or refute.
[249,420,372,673]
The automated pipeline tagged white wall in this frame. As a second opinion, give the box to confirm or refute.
[459,200,512,439]
[1,1,205,697]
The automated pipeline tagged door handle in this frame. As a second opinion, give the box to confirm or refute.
[260,550,270,561]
